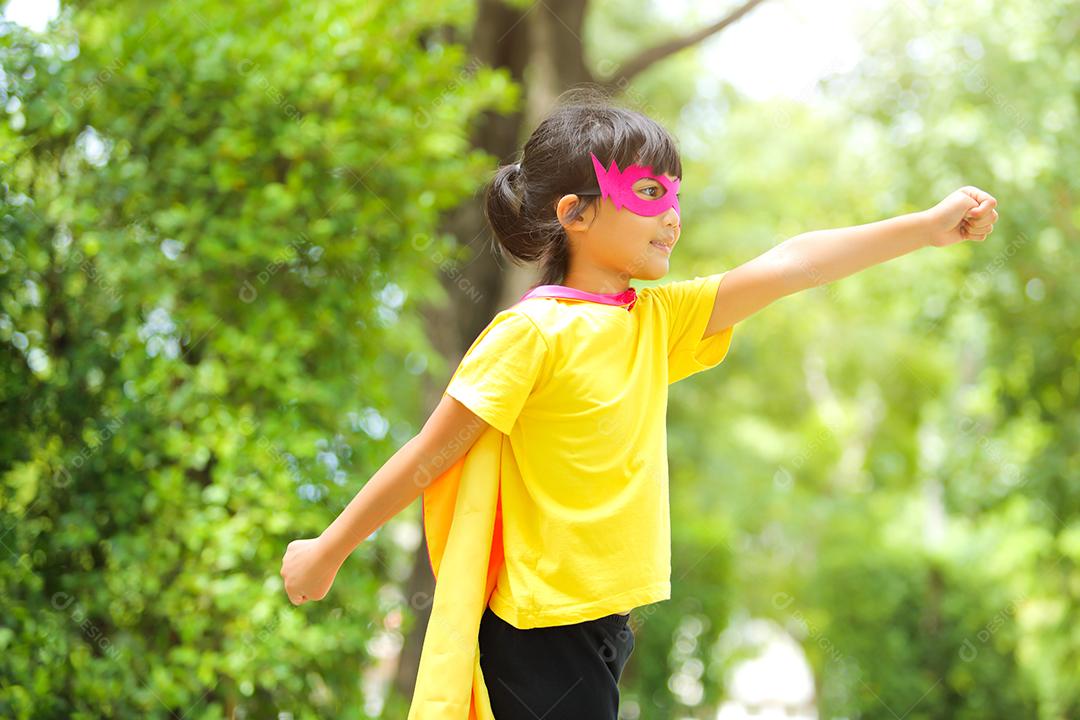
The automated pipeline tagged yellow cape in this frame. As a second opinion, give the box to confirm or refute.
[407,423,505,719]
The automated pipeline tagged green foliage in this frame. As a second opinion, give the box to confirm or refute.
[657,0,1079,717]
[0,0,514,716]
[3,0,1078,717]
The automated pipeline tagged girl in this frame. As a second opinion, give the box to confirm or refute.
[280,91,999,719]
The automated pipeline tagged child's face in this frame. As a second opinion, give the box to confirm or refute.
[556,173,682,284]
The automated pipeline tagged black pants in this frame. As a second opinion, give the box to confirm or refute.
[478,605,635,719]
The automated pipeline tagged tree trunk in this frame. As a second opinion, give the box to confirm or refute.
[392,0,536,700]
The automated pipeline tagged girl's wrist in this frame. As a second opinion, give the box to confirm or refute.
[912,209,939,247]
[317,529,352,569]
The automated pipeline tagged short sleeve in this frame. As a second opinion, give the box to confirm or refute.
[650,271,735,384]
[443,309,549,434]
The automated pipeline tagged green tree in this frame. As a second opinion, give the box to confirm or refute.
[0,1,514,716]
[656,1,1077,716]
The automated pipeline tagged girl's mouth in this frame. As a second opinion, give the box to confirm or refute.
[650,241,672,255]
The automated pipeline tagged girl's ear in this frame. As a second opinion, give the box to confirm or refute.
[555,194,593,231]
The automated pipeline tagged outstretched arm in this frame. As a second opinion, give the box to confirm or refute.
[703,186,999,338]
[280,393,490,606]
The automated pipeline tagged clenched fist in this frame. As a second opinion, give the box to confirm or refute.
[280,536,342,606]
[924,186,999,247]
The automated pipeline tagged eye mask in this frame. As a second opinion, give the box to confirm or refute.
[579,152,681,217]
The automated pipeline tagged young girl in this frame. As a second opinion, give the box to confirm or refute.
[280,92,998,719]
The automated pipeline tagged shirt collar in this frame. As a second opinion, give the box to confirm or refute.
[517,284,637,311]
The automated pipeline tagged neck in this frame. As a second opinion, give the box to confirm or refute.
[560,265,632,295]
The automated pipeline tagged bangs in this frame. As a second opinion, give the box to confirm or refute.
[607,113,682,180]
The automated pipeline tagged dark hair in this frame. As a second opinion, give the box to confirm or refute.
[484,87,682,287]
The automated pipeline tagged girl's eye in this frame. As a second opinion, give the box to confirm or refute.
[638,184,664,198]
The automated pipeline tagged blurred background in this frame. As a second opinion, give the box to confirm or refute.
[2,0,1078,717]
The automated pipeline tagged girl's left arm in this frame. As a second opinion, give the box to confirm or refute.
[703,186,999,337]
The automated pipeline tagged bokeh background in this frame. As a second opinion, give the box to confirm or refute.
[2,0,1078,717]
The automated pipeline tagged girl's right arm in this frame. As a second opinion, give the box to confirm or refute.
[280,393,490,605]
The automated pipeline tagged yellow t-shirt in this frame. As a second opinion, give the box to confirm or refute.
[442,272,734,629]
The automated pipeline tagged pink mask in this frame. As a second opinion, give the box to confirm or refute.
[579,152,681,218]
